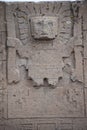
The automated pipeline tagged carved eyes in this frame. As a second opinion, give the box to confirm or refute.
[37,21,53,26]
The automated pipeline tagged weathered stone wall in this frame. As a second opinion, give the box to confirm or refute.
[0,1,87,130]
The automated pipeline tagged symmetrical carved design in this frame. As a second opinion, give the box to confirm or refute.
[3,1,86,122]
[5,2,85,119]
[1,2,87,130]
[6,2,83,87]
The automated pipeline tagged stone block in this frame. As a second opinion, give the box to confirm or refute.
[30,16,58,40]
[7,83,84,118]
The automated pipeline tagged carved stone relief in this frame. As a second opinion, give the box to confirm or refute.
[6,2,83,87]
[5,2,85,119]
[0,1,87,130]
[30,16,58,40]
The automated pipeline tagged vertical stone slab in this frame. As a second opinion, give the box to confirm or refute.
[72,2,83,83]
[83,31,87,88]
[74,46,83,82]
[6,2,85,119]
[6,4,20,84]
[0,2,86,130]
[0,2,6,119]
[82,1,87,117]
[7,38,20,84]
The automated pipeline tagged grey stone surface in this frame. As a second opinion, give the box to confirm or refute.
[30,16,58,40]
[0,1,87,130]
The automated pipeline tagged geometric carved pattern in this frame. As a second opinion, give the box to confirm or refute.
[20,124,33,130]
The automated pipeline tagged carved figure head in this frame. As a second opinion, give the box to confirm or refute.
[30,16,58,40]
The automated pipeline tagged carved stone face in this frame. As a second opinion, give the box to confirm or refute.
[30,16,58,40]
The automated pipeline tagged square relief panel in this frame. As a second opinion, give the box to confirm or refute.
[30,16,58,40]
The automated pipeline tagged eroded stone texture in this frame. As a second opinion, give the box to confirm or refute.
[6,2,84,87]
[5,1,85,117]
[30,16,58,40]
[0,2,6,119]
[0,1,87,130]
